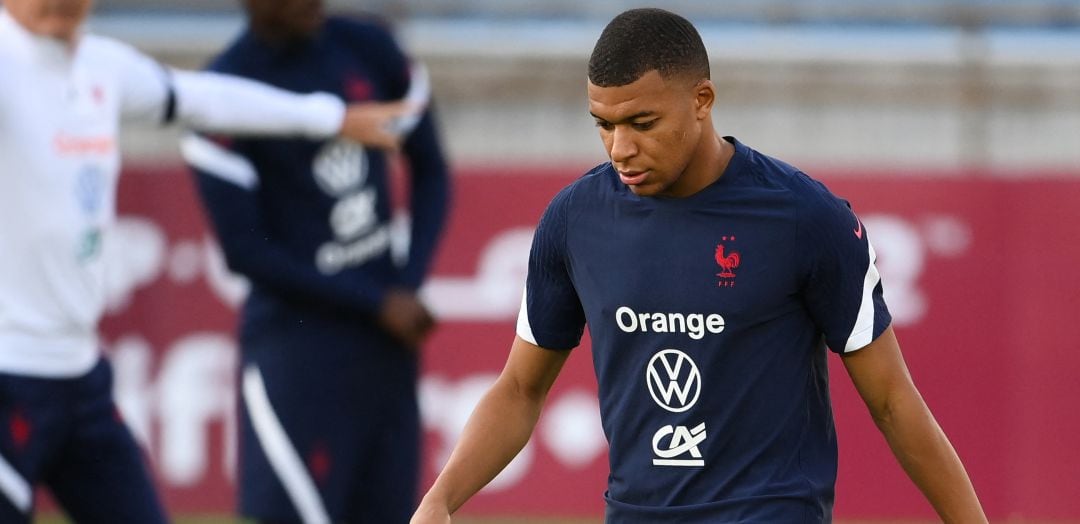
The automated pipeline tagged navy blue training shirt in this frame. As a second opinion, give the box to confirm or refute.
[185,16,449,318]
[516,137,891,522]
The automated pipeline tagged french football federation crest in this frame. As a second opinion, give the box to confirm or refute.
[715,236,740,287]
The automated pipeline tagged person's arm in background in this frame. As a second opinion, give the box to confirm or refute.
[842,326,987,523]
[382,75,450,348]
[355,21,452,347]
[411,336,571,523]
[168,69,416,149]
[397,72,451,291]
[109,35,416,148]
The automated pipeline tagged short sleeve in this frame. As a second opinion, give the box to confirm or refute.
[796,174,892,353]
[515,185,586,350]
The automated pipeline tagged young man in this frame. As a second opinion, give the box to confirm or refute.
[0,0,417,521]
[181,0,450,522]
[412,8,987,524]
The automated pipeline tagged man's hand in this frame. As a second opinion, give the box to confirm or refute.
[377,288,436,350]
[338,100,420,150]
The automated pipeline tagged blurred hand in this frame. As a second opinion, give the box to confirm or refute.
[338,100,420,150]
[378,288,436,350]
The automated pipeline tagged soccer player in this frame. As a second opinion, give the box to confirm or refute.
[0,0,419,522]
[181,0,449,522]
[411,8,987,524]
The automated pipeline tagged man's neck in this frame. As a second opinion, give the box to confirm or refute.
[676,132,734,197]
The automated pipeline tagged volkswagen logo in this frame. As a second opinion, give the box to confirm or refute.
[645,349,701,413]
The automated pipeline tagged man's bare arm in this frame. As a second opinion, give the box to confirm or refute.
[842,325,987,523]
[411,336,572,523]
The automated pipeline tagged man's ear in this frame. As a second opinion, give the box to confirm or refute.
[694,79,716,119]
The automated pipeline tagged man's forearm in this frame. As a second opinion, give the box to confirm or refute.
[172,70,344,138]
[419,376,546,514]
[875,387,987,523]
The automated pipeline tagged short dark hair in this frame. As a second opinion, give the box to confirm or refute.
[588,8,710,87]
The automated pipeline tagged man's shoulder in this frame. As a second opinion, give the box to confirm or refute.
[79,33,146,67]
[730,138,804,187]
[324,15,397,47]
[763,160,852,227]
[553,162,617,207]
[732,138,840,207]
[576,161,618,192]
[531,163,614,230]
[205,36,260,74]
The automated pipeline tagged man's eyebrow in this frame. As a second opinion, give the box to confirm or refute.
[589,111,656,123]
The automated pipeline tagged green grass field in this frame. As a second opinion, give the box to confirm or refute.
[35,516,579,523]
[35,516,602,524]
[34,515,1080,524]
[30,519,891,524]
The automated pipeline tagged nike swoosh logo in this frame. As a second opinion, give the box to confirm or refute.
[853,218,864,239]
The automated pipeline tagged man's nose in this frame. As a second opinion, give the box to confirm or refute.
[609,127,638,163]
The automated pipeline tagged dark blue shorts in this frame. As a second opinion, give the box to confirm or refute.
[237,308,420,523]
[0,358,167,523]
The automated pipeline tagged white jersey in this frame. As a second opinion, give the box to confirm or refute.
[0,10,346,377]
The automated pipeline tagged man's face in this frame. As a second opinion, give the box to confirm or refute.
[5,0,93,43]
[588,70,709,198]
[244,0,323,41]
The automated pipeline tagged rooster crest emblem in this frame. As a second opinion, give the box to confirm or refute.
[714,239,741,283]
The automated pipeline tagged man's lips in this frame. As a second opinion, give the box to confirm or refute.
[619,170,648,185]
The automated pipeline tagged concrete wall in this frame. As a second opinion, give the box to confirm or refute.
[93,15,1080,174]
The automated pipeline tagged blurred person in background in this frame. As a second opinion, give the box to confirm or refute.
[412,7,986,524]
[181,0,450,522]
[0,0,418,521]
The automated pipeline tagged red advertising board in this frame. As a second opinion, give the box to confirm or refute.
[97,164,1080,520]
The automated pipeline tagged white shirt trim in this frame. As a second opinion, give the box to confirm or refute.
[845,239,882,353]
[515,286,538,345]
[179,133,259,190]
